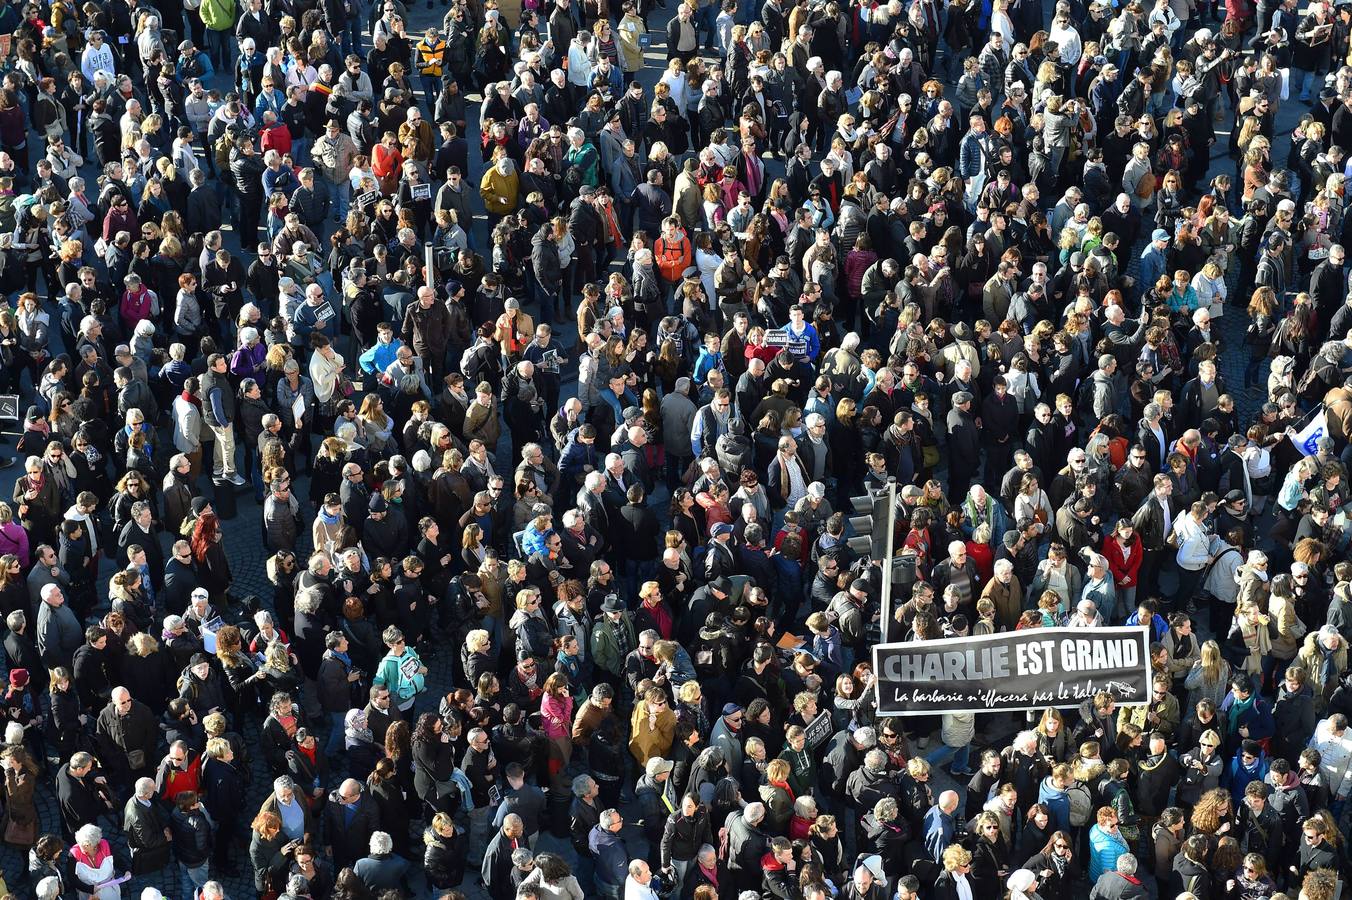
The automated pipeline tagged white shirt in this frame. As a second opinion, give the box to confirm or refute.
[1048,22,1083,65]
[625,876,660,900]
[81,43,117,83]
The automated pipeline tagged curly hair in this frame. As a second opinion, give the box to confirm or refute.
[1190,788,1231,835]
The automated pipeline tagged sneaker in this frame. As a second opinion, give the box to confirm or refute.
[227,473,247,486]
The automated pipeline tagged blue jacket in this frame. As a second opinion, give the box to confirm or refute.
[1088,823,1129,882]
[958,133,987,179]
[1124,611,1168,643]
[693,347,723,385]
[359,337,403,375]
[922,806,954,862]
[1218,691,1276,743]
[1225,750,1270,803]
[590,825,630,888]
[786,322,820,362]
[262,164,298,198]
[1139,245,1167,296]
[253,87,286,121]
[175,50,215,83]
[1038,776,1071,832]
[559,436,598,484]
[291,297,336,341]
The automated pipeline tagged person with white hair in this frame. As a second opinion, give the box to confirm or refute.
[72,823,124,899]
[1067,599,1106,628]
[353,830,410,891]
[1081,551,1117,622]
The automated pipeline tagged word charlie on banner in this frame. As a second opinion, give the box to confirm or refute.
[871,627,1152,716]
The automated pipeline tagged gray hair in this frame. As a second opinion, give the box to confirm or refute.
[744,801,766,824]
[135,777,157,799]
[1116,855,1138,875]
[5,610,22,631]
[572,774,596,797]
[370,831,394,854]
[600,808,622,828]
[274,775,296,794]
[75,823,102,850]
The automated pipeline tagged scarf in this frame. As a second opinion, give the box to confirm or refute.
[1321,643,1341,689]
[320,508,340,526]
[1227,693,1255,734]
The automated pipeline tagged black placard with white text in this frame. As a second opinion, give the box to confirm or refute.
[872,627,1152,715]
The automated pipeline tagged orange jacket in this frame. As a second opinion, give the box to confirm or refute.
[654,231,691,283]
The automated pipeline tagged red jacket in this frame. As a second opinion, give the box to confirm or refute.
[1102,533,1144,588]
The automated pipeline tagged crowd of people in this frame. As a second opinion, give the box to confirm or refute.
[7,0,1352,895]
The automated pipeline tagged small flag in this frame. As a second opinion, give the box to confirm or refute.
[1289,409,1329,456]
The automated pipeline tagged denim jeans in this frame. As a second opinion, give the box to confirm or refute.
[205,26,232,71]
[925,742,972,773]
[329,179,350,223]
[326,710,346,755]
[180,861,210,894]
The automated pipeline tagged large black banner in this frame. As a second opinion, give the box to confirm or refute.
[872,627,1152,716]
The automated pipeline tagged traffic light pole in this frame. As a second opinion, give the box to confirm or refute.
[880,477,897,640]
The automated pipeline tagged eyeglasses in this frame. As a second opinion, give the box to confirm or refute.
[1201,741,1218,748]
[1054,843,1069,850]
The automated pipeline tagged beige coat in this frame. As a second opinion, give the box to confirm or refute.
[981,576,1024,632]
[1268,592,1308,660]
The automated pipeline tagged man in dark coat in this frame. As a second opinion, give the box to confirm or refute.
[322,778,382,872]
[57,752,113,840]
[94,688,160,789]
[945,391,982,503]
[982,378,1020,487]
[124,778,173,875]
[1089,854,1149,900]
[481,813,527,900]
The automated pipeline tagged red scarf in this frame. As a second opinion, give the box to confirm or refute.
[181,389,201,409]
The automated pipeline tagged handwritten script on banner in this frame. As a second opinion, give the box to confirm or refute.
[872,627,1152,715]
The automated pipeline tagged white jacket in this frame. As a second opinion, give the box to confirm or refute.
[1172,515,1210,571]
[1314,718,1352,799]
[172,394,203,454]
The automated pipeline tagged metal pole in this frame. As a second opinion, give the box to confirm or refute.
[880,477,898,640]
[424,241,435,290]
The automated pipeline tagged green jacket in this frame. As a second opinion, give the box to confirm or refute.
[200,0,235,32]
[590,614,636,676]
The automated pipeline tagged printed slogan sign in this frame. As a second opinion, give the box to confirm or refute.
[872,627,1151,715]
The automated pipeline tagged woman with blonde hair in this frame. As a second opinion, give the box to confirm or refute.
[425,810,466,894]
[356,393,393,458]
[1183,639,1232,712]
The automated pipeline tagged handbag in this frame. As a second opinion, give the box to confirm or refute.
[922,444,940,467]
[4,817,36,845]
[126,748,147,769]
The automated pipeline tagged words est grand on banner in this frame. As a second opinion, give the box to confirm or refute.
[871,626,1152,716]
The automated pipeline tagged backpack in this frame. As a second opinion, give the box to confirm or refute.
[1066,780,1093,827]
